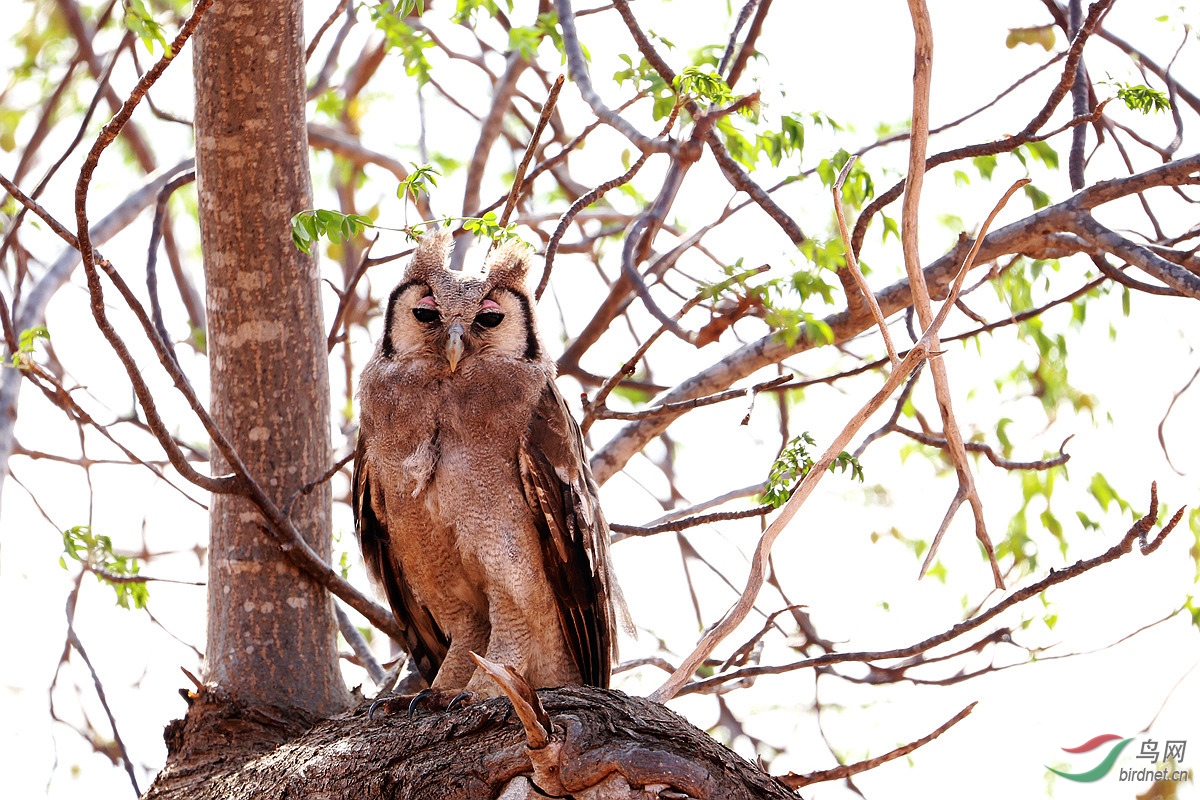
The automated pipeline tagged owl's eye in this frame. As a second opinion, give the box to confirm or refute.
[412,307,440,324]
[475,311,505,328]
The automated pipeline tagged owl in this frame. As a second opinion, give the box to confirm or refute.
[353,230,622,697]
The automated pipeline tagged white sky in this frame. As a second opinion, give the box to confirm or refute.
[1,1,1199,798]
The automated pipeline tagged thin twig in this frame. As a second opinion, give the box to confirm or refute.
[65,594,140,796]
[589,373,789,424]
[335,603,388,687]
[306,0,350,61]
[833,155,898,365]
[850,0,1115,257]
[780,702,977,789]
[894,426,1072,471]
[555,0,677,155]
[282,450,356,518]
[497,73,564,231]
[609,504,772,537]
[327,235,378,353]
[581,262,766,430]
[146,170,197,361]
[537,105,679,301]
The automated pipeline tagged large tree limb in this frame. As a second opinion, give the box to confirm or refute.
[145,686,794,800]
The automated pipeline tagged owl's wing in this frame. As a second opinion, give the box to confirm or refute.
[518,378,617,688]
[353,432,449,684]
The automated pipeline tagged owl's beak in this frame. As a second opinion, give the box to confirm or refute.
[445,322,465,372]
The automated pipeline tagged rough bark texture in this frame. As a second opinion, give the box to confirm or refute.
[193,0,349,715]
[145,686,796,799]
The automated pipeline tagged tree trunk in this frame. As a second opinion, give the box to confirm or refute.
[192,0,349,715]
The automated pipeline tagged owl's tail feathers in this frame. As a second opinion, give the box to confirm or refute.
[611,579,637,641]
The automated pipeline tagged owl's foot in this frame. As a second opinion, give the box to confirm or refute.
[368,688,479,719]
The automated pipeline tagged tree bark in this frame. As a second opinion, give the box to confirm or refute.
[146,686,795,799]
[193,0,349,715]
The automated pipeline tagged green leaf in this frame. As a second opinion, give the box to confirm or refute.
[938,213,965,232]
[995,417,1013,455]
[290,209,377,254]
[973,154,998,180]
[9,325,49,368]
[881,214,900,243]
[124,0,172,56]
[398,163,441,203]
[1113,82,1171,114]
[1024,183,1050,209]
[1006,25,1056,50]
[461,211,523,244]
[1189,509,1200,581]
[453,0,511,25]
[611,384,654,406]
[674,65,735,106]
[1088,473,1130,514]
[371,3,435,84]
[17,324,48,354]
[1185,596,1200,631]
[1024,140,1059,170]
[60,526,149,609]
[759,434,863,508]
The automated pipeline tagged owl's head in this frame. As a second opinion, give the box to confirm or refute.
[379,230,542,372]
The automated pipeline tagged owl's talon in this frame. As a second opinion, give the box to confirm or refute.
[369,692,410,719]
[368,697,387,719]
[408,688,435,718]
[447,691,476,711]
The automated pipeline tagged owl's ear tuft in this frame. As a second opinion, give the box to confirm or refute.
[483,239,535,290]
[404,229,454,282]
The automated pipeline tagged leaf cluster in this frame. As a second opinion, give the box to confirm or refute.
[700,260,838,348]
[1113,82,1171,114]
[124,0,172,57]
[371,2,435,85]
[760,433,863,509]
[509,12,564,61]
[291,209,374,255]
[8,325,48,369]
[60,526,149,610]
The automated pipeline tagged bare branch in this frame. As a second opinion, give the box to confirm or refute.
[609,504,772,537]
[894,426,1072,471]
[557,0,678,155]
[833,155,898,365]
[780,702,977,789]
[681,483,1185,695]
